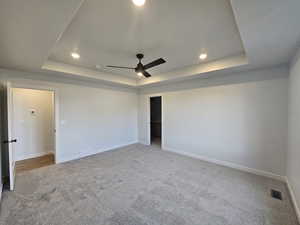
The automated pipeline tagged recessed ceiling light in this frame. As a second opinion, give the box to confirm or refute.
[132,0,146,7]
[199,53,207,60]
[137,72,143,77]
[71,52,80,59]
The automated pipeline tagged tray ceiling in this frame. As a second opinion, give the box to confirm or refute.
[1,0,300,88]
[48,0,245,78]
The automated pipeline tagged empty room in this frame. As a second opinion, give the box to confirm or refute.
[0,0,300,225]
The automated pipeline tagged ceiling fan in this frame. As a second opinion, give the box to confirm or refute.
[107,54,166,78]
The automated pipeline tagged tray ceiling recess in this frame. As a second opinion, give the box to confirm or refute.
[42,0,247,87]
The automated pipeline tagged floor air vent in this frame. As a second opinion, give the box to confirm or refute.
[271,189,282,200]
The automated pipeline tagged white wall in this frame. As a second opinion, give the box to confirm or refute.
[12,88,54,161]
[287,48,300,220]
[57,84,138,162]
[139,66,288,177]
[0,67,289,179]
[0,69,139,164]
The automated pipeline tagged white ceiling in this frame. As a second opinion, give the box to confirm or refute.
[0,0,299,88]
[0,0,84,71]
[231,0,300,67]
[49,0,244,78]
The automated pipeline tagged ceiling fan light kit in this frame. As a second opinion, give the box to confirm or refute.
[132,0,146,7]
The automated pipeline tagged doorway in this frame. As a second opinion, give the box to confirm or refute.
[150,96,162,148]
[12,88,55,173]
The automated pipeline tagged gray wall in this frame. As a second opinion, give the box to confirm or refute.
[139,66,288,177]
[287,48,300,218]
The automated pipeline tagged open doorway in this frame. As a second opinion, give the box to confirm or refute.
[12,88,55,173]
[150,96,162,148]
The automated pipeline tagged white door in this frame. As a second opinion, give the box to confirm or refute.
[6,83,16,191]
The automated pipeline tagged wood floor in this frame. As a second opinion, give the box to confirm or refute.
[15,154,55,173]
[151,137,161,148]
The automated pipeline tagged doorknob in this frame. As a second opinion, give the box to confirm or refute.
[3,139,17,144]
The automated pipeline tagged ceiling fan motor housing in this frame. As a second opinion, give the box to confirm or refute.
[135,62,144,73]
[135,54,144,73]
[136,54,144,60]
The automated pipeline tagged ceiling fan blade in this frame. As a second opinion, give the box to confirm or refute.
[143,58,166,70]
[106,65,135,69]
[142,70,152,78]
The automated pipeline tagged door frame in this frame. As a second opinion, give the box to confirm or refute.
[147,95,164,148]
[9,82,60,164]
[7,82,15,190]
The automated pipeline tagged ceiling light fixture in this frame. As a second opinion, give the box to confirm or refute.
[132,0,146,7]
[137,72,143,77]
[199,53,207,60]
[71,52,80,59]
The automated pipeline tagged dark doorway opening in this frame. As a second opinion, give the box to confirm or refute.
[150,96,162,148]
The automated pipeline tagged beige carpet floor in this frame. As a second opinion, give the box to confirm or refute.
[0,144,298,225]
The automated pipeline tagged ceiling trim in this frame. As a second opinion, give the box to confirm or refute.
[42,60,137,87]
[43,54,248,87]
[42,0,86,67]
[138,54,248,87]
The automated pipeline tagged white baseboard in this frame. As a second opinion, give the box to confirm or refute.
[16,151,54,162]
[56,141,138,164]
[163,146,286,182]
[286,178,300,223]
[163,146,300,222]
[139,140,149,145]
